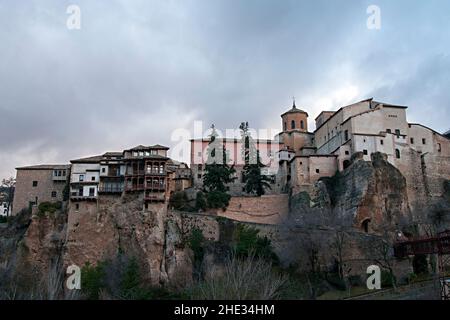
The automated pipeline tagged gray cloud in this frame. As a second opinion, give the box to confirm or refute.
[0,0,449,178]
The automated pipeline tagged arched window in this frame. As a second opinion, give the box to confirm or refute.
[291,120,295,129]
[362,219,370,233]
[284,122,287,131]
[300,120,304,129]
[395,149,400,159]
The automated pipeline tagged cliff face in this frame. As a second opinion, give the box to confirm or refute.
[1,152,448,291]
[290,152,412,235]
[64,194,193,287]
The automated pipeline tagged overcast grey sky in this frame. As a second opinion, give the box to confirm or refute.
[0,0,449,178]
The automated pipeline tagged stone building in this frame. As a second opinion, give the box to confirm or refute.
[190,137,282,195]
[12,165,70,215]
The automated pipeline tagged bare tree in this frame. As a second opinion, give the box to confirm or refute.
[1,177,15,217]
[331,230,346,281]
[191,252,288,300]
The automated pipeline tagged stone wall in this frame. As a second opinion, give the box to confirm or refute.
[13,169,67,215]
[216,194,289,225]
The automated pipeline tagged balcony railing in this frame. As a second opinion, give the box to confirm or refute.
[98,186,124,193]
[125,170,145,176]
[145,183,166,190]
[145,169,166,176]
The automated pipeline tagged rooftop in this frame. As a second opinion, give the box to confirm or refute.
[16,164,71,170]
[281,100,309,117]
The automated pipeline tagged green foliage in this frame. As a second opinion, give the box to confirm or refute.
[206,191,231,210]
[81,261,107,300]
[232,224,278,263]
[195,191,207,211]
[0,216,7,223]
[119,258,150,300]
[381,270,397,288]
[169,191,190,211]
[242,151,272,196]
[188,228,205,264]
[37,201,62,217]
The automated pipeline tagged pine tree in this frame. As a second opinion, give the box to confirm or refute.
[240,122,271,196]
[202,125,236,208]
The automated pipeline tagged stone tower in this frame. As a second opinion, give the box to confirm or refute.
[279,100,314,153]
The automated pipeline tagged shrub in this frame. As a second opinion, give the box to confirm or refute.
[381,270,397,288]
[188,228,205,264]
[232,224,278,263]
[81,261,107,300]
[206,191,230,210]
[169,191,190,211]
[195,191,207,211]
[37,201,62,216]
[0,216,7,223]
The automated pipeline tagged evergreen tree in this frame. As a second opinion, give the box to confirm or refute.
[202,125,236,208]
[240,122,271,196]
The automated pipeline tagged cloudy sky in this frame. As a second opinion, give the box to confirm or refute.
[0,0,449,178]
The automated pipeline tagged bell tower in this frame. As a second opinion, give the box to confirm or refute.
[281,98,308,133]
[279,99,312,152]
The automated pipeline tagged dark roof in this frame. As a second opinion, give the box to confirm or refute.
[125,144,170,151]
[70,155,104,164]
[16,164,70,170]
[103,152,123,157]
[281,101,309,117]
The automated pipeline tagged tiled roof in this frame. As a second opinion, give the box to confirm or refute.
[70,155,104,163]
[126,144,170,151]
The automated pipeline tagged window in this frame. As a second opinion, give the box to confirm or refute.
[380,140,384,145]
[438,143,442,152]
[362,219,370,233]
[315,169,320,173]
[51,191,57,198]
[102,168,106,173]
[300,162,303,165]
[198,164,203,171]
[79,175,84,182]
[422,138,426,145]
[284,122,287,131]
[395,129,400,137]
[89,187,95,197]
[197,152,202,157]
[91,176,96,181]
[395,149,401,159]
[32,181,38,187]
[386,129,391,133]
[363,150,368,155]
[291,120,296,129]
[197,174,202,179]
[410,138,414,144]
[63,171,66,176]
[344,130,349,141]
[345,151,349,155]
[75,204,79,211]
[300,120,304,129]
